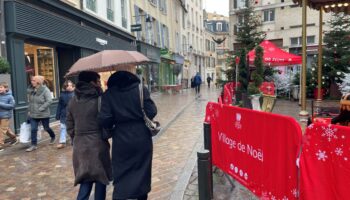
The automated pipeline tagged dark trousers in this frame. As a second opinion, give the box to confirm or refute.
[77,181,106,200]
[207,81,211,88]
[30,118,55,146]
[195,85,200,94]
[114,194,148,200]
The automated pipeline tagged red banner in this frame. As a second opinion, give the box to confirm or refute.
[205,102,302,199]
[300,123,350,200]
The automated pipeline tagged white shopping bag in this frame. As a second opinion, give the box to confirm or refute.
[19,122,43,143]
[19,122,31,143]
[37,125,43,141]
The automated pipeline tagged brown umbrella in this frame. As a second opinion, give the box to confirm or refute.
[65,50,150,76]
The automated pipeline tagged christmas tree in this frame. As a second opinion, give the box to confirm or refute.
[322,12,350,97]
[235,0,265,93]
[235,1,266,52]
[220,0,265,89]
[248,45,264,95]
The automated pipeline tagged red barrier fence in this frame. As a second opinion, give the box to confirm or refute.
[205,102,302,199]
[300,123,350,200]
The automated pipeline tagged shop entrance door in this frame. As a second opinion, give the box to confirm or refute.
[57,47,79,85]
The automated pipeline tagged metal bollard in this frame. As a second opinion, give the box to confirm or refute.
[197,150,213,200]
[203,123,211,151]
[203,123,213,198]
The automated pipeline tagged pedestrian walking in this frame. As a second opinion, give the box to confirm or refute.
[26,76,56,152]
[194,72,202,95]
[55,80,75,149]
[331,93,350,126]
[66,71,112,200]
[0,82,18,151]
[207,76,212,88]
[98,69,158,200]
[190,76,195,89]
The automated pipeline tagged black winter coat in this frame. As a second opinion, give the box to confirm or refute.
[56,91,74,123]
[98,71,157,199]
[66,82,112,186]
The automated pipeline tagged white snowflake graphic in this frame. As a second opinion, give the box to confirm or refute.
[282,196,289,200]
[316,150,328,161]
[321,125,338,142]
[271,195,277,200]
[335,148,343,156]
[291,188,299,198]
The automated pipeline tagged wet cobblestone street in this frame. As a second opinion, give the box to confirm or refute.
[0,86,338,200]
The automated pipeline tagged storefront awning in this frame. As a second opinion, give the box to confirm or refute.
[160,49,175,62]
[173,54,184,65]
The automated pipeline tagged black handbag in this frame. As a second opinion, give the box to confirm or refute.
[139,83,161,137]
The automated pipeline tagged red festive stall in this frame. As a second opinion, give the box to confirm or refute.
[248,40,302,66]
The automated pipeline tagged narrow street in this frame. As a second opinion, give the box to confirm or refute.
[0,86,220,200]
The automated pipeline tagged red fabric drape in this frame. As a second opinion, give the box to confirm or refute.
[300,123,350,200]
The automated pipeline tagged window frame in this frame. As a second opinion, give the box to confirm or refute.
[263,9,275,22]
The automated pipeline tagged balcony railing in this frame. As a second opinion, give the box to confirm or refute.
[107,8,114,21]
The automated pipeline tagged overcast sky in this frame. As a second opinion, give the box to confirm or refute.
[204,0,229,16]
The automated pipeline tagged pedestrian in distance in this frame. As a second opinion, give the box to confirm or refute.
[331,93,350,126]
[98,68,158,200]
[190,76,195,89]
[55,80,75,149]
[66,71,112,200]
[207,76,212,88]
[26,76,56,152]
[194,72,202,95]
[0,82,18,151]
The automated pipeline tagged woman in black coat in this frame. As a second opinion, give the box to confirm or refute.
[98,70,157,200]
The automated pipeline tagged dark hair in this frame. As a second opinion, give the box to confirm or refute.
[62,80,74,90]
[78,71,100,83]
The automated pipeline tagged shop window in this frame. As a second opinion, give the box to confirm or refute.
[24,44,57,98]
